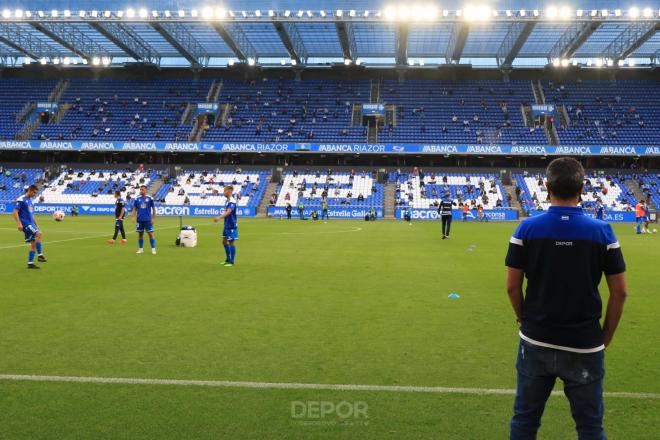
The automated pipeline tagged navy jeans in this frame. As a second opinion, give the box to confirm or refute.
[510,339,606,440]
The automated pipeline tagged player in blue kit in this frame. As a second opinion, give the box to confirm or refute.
[213,185,238,267]
[595,199,605,221]
[13,185,47,269]
[132,185,157,255]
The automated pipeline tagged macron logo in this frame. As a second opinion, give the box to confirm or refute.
[561,215,570,221]
[556,241,573,246]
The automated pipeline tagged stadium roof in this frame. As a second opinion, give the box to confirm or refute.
[0,4,658,69]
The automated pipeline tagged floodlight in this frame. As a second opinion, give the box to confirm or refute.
[126,8,135,18]
[255,10,261,17]
[139,9,148,19]
[64,9,71,17]
[92,57,101,66]
[384,7,396,20]
[617,59,625,66]
[40,57,47,65]
[2,9,10,18]
[552,58,560,67]
[344,58,351,65]
[643,8,653,18]
[268,10,275,17]
[291,59,297,66]
[349,10,356,17]
[247,58,256,66]
[178,10,185,18]
[102,57,111,66]
[628,59,635,67]
[561,59,569,67]
[191,9,198,18]
[51,9,58,18]
[228,59,235,66]
[336,10,343,17]
[546,7,558,19]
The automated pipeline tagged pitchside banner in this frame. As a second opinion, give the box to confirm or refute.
[395,208,519,221]
[268,206,383,219]
[528,210,638,223]
[0,203,256,217]
[1,140,659,156]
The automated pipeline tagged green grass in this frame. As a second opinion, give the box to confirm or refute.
[0,215,658,439]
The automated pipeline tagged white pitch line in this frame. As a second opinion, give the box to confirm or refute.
[278,226,363,235]
[0,224,198,250]
[0,374,658,399]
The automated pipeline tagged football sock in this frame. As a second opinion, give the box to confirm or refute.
[28,250,35,264]
[149,238,156,249]
[224,244,231,261]
[36,242,43,255]
[229,245,236,262]
[138,238,144,249]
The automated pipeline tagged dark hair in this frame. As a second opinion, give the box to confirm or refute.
[26,184,38,192]
[114,190,121,196]
[545,157,584,200]
[140,185,147,189]
[224,185,234,191]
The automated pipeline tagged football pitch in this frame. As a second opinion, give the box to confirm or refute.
[0,215,658,439]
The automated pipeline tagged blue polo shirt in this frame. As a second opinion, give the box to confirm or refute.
[505,206,626,352]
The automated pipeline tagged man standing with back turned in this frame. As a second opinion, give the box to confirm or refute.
[438,192,455,239]
[505,157,628,439]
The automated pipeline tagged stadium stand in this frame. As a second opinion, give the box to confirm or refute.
[514,173,637,214]
[395,172,509,209]
[204,79,370,143]
[31,79,212,141]
[272,171,383,210]
[0,78,658,146]
[39,169,161,205]
[544,81,660,145]
[0,79,58,140]
[159,170,269,208]
[0,168,46,203]
[379,80,546,145]
[637,174,660,207]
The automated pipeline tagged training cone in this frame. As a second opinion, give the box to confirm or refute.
[448,293,460,299]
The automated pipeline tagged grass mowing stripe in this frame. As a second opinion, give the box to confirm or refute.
[1,374,658,399]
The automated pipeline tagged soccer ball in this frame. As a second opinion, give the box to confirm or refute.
[653,229,657,234]
[53,211,66,222]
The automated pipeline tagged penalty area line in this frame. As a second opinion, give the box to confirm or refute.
[0,224,214,250]
[0,374,658,399]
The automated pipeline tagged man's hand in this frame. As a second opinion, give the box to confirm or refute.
[17,224,23,231]
[213,216,221,223]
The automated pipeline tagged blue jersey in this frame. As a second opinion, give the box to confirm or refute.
[644,205,650,217]
[134,196,155,222]
[224,200,238,229]
[14,195,35,226]
[595,205,604,220]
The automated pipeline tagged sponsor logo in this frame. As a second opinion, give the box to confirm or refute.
[164,143,200,151]
[531,105,556,112]
[644,147,660,155]
[201,144,216,151]
[41,141,74,150]
[555,146,592,155]
[466,145,503,154]
[121,142,158,151]
[398,209,517,221]
[269,207,381,218]
[0,141,32,150]
[599,146,638,155]
[555,241,573,246]
[197,103,218,111]
[511,146,547,155]
[317,144,386,153]
[391,145,406,152]
[422,145,459,154]
[156,206,191,216]
[80,142,116,151]
[220,143,291,152]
